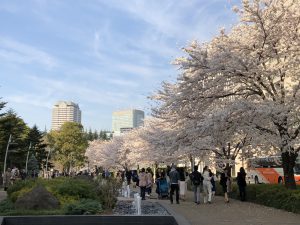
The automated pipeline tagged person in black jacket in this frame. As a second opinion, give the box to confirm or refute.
[220,169,230,203]
[189,165,203,205]
[169,165,180,204]
[237,167,247,201]
[125,169,132,185]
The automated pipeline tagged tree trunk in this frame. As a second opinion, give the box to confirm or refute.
[281,151,297,189]
[275,119,298,189]
[189,155,195,171]
[225,163,232,177]
[153,163,158,180]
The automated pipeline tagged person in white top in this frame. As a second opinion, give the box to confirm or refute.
[202,166,212,204]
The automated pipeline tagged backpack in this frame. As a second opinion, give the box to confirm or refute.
[132,174,138,182]
[190,171,202,186]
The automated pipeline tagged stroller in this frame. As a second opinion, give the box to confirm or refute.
[156,178,169,199]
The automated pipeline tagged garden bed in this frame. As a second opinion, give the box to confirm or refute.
[0,176,121,216]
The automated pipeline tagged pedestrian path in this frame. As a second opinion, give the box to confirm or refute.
[154,190,300,225]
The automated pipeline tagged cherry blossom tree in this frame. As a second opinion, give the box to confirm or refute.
[170,0,300,188]
[85,122,170,170]
[85,137,130,170]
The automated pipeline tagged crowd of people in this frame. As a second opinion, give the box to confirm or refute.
[2,166,27,191]
[119,165,247,205]
[2,163,247,205]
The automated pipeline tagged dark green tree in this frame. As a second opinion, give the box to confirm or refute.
[25,125,48,171]
[0,110,29,171]
[87,128,93,141]
[0,98,7,117]
[27,154,39,177]
[93,130,99,140]
[99,130,109,140]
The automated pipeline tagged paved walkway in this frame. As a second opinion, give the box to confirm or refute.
[154,190,300,225]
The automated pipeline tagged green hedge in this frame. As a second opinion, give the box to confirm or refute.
[7,177,96,204]
[215,183,300,214]
[2,176,121,215]
[94,177,122,210]
[64,199,102,215]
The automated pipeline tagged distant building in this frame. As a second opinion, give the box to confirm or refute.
[112,109,144,135]
[51,101,81,130]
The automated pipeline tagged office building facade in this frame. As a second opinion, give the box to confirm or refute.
[51,101,81,130]
[112,109,144,135]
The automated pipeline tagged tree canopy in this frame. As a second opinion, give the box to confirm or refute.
[49,122,88,173]
[0,110,29,172]
[85,0,300,189]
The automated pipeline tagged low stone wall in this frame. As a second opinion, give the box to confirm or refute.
[1,215,178,225]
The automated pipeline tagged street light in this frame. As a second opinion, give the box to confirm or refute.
[3,134,17,176]
[25,142,32,174]
[45,147,52,178]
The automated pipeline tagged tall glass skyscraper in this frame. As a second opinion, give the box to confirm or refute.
[112,109,144,135]
[51,101,81,130]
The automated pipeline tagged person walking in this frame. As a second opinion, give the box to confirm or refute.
[202,166,212,204]
[189,165,203,205]
[10,166,19,184]
[125,169,132,185]
[220,168,230,203]
[178,167,187,201]
[169,165,180,204]
[116,171,123,183]
[132,170,139,188]
[146,168,153,197]
[237,167,247,201]
[3,168,12,191]
[209,169,216,198]
[138,168,147,200]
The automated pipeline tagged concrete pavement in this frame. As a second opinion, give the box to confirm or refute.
[154,190,300,225]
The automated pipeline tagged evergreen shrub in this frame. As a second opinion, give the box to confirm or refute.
[64,199,102,215]
[4,176,119,215]
[94,177,121,210]
[216,183,300,213]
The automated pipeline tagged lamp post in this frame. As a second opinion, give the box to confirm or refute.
[25,142,32,174]
[45,148,52,178]
[3,134,17,176]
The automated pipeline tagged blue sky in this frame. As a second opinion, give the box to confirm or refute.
[0,0,239,131]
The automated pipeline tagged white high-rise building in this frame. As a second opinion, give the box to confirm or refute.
[112,109,144,135]
[51,101,81,130]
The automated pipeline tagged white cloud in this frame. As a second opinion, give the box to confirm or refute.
[24,75,137,107]
[1,0,239,131]
[106,78,139,87]
[98,0,232,40]
[87,0,235,82]
[6,94,52,109]
[0,37,57,68]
